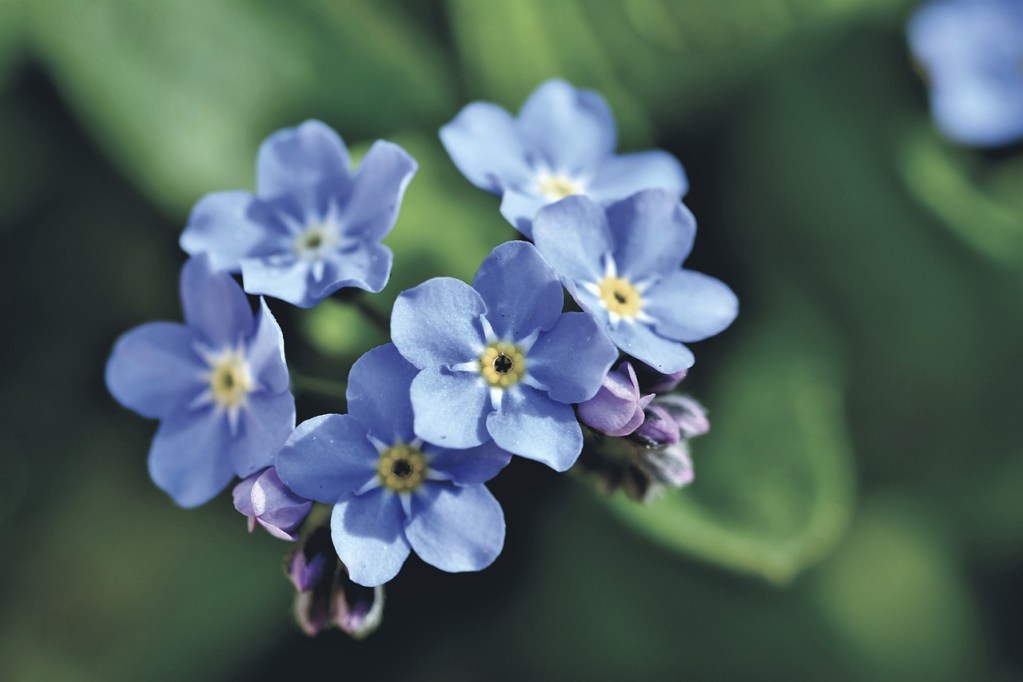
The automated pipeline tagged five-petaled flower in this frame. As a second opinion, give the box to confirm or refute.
[105,255,296,507]
[440,79,688,238]
[532,189,738,374]
[180,120,417,308]
[908,0,1023,147]
[274,344,512,587]
[390,241,619,472]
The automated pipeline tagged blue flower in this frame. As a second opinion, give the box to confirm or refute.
[105,255,296,507]
[440,79,687,238]
[532,190,738,374]
[180,120,417,308]
[390,241,619,471]
[908,0,1023,147]
[274,344,512,587]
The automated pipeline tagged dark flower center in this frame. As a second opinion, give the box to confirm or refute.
[492,353,514,374]
[391,459,413,479]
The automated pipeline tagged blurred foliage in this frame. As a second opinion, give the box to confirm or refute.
[1,0,1022,680]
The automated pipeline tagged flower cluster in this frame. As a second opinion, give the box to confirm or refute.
[105,81,737,637]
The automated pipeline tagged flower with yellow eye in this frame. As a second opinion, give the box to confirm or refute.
[390,241,618,472]
[275,344,512,587]
[440,79,688,239]
[106,255,295,507]
[533,190,738,374]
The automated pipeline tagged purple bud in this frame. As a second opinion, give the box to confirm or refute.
[286,526,333,592]
[655,394,710,439]
[636,441,694,488]
[643,368,689,394]
[633,404,681,447]
[233,467,313,541]
[294,584,333,637]
[332,570,385,640]
[577,361,654,437]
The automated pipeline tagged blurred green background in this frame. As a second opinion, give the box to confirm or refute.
[2,0,1022,680]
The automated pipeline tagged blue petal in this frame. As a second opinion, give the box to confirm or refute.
[531,195,612,285]
[391,277,487,368]
[256,120,351,218]
[345,344,418,445]
[516,80,616,173]
[240,257,314,308]
[246,299,291,394]
[472,241,563,340]
[179,191,270,271]
[427,441,512,485]
[274,414,378,503]
[589,151,689,204]
[643,270,739,343]
[606,189,695,281]
[229,390,296,477]
[405,484,505,573]
[498,189,548,238]
[313,242,393,298]
[410,368,490,449]
[331,488,410,587]
[336,140,417,243]
[439,102,534,193]
[606,322,694,374]
[527,312,617,404]
[180,255,255,347]
[148,405,234,508]
[486,385,582,471]
[105,322,204,419]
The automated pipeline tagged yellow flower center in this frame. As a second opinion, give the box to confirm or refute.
[293,223,335,259]
[598,276,642,319]
[208,351,253,409]
[538,174,583,201]
[377,444,428,493]
[478,342,527,388]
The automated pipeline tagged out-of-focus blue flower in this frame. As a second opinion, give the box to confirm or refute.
[274,344,512,587]
[532,190,738,374]
[181,120,417,308]
[105,256,296,507]
[440,79,688,238]
[577,361,653,437]
[390,241,618,472]
[908,0,1023,147]
[233,467,312,541]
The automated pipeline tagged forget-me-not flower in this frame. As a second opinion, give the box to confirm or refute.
[532,190,738,374]
[908,0,1023,147]
[274,344,512,587]
[440,79,688,238]
[391,241,618,471]
[105,255,296,507]
[181,120,417,307]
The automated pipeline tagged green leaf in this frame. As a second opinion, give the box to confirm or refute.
[605,296,856,584]
[27,0,454,213]
[898,126,1023,267]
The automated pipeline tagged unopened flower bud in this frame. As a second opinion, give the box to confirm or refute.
[332,572,385,640]
[577,361,654,437]
[233,467,312,541]
[636,441,694,488]
[633,404,681,447]
[655,394,709,439]
[286,526,333,592]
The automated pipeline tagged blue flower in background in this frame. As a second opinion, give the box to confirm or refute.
[532,190,738,374]
[391,241,618,471]
[105,256,296,507]
[908,0,1023,147]
[440,79,688,238]
[274,344,511,587]
[181,120,417,307]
